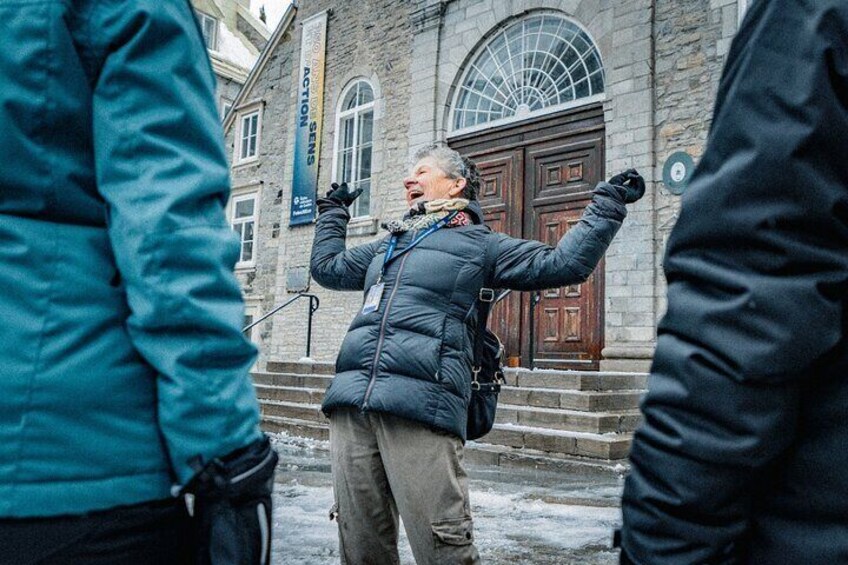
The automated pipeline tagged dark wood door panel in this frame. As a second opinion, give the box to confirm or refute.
[526,135,603,205]
[528,206,602,365]
[451,106,606,369]
[470,149,523,362]
[524,134,605,369]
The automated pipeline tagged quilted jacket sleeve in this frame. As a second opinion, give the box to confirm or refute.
[90,1,261,484]
[310,202,382,291]
[621,1,848,562]
[492,184,626,291]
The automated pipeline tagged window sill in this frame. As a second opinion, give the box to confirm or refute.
[232,157,259,169]
[235,264,256,273]
[347,216,380,237]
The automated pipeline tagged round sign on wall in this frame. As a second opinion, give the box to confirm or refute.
[662,151,695,195]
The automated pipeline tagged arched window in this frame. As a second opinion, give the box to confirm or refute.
[333,80,375,218]
[451,14,605,132]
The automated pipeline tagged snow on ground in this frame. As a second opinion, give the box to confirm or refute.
[270,433,623,564]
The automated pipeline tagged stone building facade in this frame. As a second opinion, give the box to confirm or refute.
[190,0,270,117]
[223,0,749,372]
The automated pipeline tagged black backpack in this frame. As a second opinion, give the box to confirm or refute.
[466,234,506,441]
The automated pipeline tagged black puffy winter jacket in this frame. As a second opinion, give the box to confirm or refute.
[311,193,625,440]
[621,1,848,563]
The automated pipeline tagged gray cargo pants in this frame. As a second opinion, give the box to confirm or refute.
[328,408,481,565]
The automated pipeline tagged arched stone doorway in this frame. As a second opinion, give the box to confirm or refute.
[448,13,607,370]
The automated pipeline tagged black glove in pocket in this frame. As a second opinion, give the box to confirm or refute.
[184,435,279,565]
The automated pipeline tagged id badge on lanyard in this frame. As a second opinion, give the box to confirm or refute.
[361,282,385,314]
[361,212,457,315]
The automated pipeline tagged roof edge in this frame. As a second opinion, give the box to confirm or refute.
[223,2,297,131]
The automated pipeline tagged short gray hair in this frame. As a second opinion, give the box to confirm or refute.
[412,144,480,201]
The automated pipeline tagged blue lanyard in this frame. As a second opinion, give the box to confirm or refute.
[380,211,458,279]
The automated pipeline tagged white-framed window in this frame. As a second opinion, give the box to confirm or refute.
[332,80,375,218]
[243,301,260,344]
[197,11,219,51]
[221,97,233,120]
[450,13,605,134]
[230,191,258,267]
[234,101,263,164]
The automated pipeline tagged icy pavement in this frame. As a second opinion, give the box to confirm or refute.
[270,434,624,564]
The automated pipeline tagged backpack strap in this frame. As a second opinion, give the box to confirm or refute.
[472,233,499,378]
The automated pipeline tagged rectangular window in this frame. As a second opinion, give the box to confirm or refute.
[221,97,233,120]
[197,12,218,51]
[242,301,261,367]
[335,109,374,218]
[239,111,260,162]
[231,193,257,266]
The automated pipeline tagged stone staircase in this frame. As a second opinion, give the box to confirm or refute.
[253,360,646,474]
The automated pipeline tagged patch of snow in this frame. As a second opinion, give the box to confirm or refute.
[215,23,257,71]
[269,431,330,452]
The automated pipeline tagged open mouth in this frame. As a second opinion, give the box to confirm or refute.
[407,189,424,202]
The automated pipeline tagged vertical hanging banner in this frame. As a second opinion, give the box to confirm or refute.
[290,11,328,226]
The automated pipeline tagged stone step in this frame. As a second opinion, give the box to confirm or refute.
[262,362,648,391]
[254,383,325,404]
[480,423,632,460]
[259,400,326,424]
[254,380,639,413]
[261,415,329,442]
[496,403,641,434]
[498,387,642,411]
[255,370,645,394]
[504,369,647,391]
[265,361,335,375]
[252,371,333,389]
[463,443,628,478]
[257,398,633,460]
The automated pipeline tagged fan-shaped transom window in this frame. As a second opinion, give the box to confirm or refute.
[452,14,604,131]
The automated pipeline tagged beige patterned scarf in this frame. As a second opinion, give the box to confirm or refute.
[382,199,471,234]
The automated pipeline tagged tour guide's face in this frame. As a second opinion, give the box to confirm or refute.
[403,157,467,208]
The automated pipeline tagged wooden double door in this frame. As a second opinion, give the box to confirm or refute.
[450,106,605,369]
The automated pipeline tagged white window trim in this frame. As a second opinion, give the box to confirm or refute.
[242,299,261,370]
[196,11,219,52]
[233,100,263,166]
[447,12,606,136]
[738,0,749,28]
[243,300,261,344]
[331,80,376,219]
[220,97,233,121]
[228,185,261,270]
[448,93,606,139]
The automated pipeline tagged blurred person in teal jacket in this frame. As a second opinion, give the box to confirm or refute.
[0,1,277,563]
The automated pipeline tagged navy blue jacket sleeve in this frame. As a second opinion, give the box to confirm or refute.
[621,1,848,562]
[492,184,626,290]
[310,202,382,291]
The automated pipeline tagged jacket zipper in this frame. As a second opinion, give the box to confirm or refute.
[363,251,411,410]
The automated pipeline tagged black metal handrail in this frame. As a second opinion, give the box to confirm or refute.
[243,293,320,358]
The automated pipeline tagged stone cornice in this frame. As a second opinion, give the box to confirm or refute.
[410,1,447,33]
[210,53,250,83]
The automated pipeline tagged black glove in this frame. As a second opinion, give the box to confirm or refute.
[325,182,363,207]
[183,435,279,565]
[608,169,645,204]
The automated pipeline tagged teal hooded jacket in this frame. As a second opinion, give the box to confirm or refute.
[0,0,262,517]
